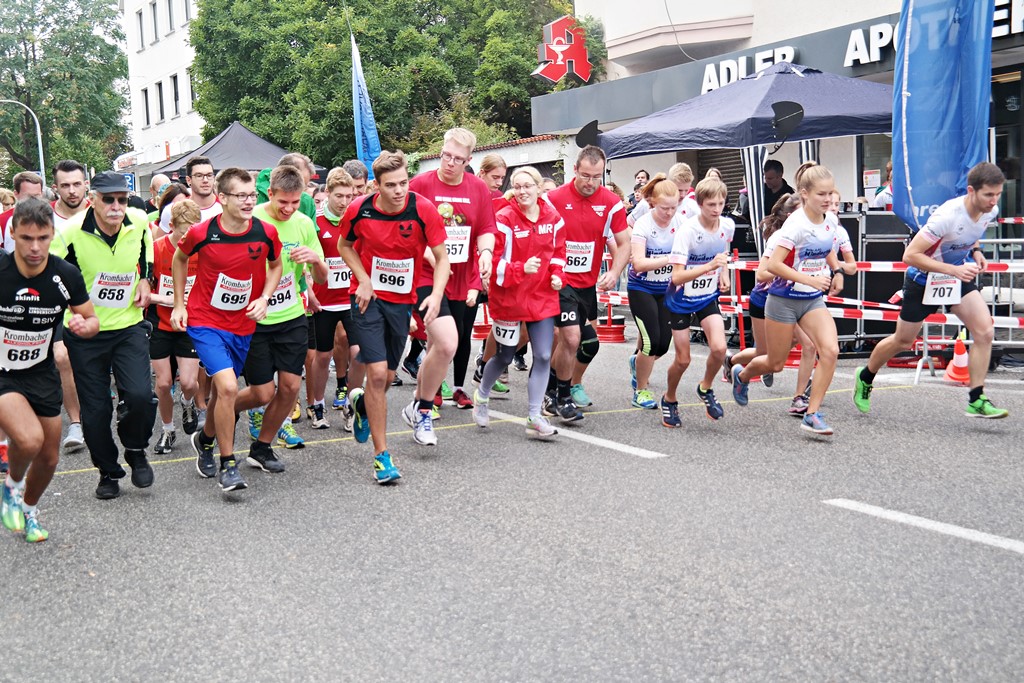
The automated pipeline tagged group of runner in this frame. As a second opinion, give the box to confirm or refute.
[0,126,1010,542]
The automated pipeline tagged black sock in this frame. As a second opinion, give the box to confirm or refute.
[220,455,233,468]
[969,386,984,403]
[418,398,434,412]
[557,379,571,399]
[337,374,347,392]
[860,367,876,385]
[198,430,215,447]
[547,368,558,394]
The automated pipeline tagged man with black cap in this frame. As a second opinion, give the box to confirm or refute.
[50,170,158,500]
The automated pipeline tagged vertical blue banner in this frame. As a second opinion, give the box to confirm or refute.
[891,0,993,232]
[352,33,382,180]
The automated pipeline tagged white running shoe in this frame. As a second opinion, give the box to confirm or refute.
[62,422,85,452]
[472,390,489,428]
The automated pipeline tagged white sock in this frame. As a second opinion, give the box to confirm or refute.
[162,422,174,432]
[22,502,36,517]
[6,474,24,491]
[314,399,325,408]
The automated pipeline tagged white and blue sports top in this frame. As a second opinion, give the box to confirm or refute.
[906,196,997,286]
[666,214,735,314]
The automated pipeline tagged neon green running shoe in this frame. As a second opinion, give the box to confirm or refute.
[248,408,264,441]
[852,366,873,414]
[430,405,441,421]
[440,379,454,401]
[491,379,510,395]
[966,394,1008,419]
[1,484,24,533]
[23,512,47,543]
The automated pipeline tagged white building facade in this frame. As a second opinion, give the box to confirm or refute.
[118,0,204,169]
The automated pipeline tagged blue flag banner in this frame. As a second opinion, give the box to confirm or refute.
[352,33,382,180]
[891,0,993,232]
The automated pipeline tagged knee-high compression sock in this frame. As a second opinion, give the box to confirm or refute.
[576,324,600,365]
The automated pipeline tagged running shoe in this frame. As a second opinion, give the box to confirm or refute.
[62,422,85,452]
[277,423,305,449]
[154,430,176,454]
[248,408,264,441]
[570,383,593,407]
[632,388,658,409]
[181,397,198,435]
[512,354,528,372]
[95,474,120,500]
[440,379,454,402]
[490,379,510,396]
[660,396,681,428]
[472,359,485,385]
[196,409,207,432]
[788,394,810,417]
[290,400,302,422]
[762,372,774,388]
[401,400,418,428]
[332,386,348,410]
[433,391,443,408]
[472,390,489,428]
[342,404,355,433]
[525,415,557,440]
[310,404,330,429]
[191,432,217,478]
[391,374,404,387]
[696,385,724,420]
[402,355,421,379]
[801,411,834,435]
[430,405,441,422]
[1,483,24,533]
[247,441,286,472]
[218,459,248,491]
[23,511,47,543]
[731,364,749,406]
[373,451,402,484]
[452,388,474,409]
[629,354,638,390]
[349,387,369,443]
[413,409,437,446]
[852,366,873,414]
[966,395,1009,419]
[556,396,585,423]
[0,443,7,474]
[305,404,316,421]
[499,369,510,385]
[721,353,733,383]
[542,392,558,417]
[126,450,154,489]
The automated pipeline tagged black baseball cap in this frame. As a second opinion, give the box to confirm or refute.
[91,171,130,193]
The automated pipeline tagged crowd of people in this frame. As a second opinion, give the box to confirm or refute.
[0,127,1010,543]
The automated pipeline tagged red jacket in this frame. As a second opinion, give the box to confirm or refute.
[489,200,565,323]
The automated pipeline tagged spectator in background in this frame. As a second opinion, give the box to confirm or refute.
[0,188,14,212]
[145,174,171,214]
[870,161,893,209]
[540,177,558,194]
[342,160,369,196]
[762,160,795,216]
[704,167,722,180]
[477,153,508,199]
[628,169,650,208]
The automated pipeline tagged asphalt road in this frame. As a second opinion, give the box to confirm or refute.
[3,328,1022,682]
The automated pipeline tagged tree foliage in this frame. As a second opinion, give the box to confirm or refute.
[190,0,603,167]
[0,0,128,185]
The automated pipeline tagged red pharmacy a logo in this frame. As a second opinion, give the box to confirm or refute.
[533,16,591,84]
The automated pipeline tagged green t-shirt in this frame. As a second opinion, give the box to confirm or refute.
[252,204,323,326]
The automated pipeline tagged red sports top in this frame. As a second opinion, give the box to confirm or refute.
[489,200,566,323]
[152,234,198,332]
[409,171,496,300]
[177,215,281,335]
[544,182,628,289]
[341,192,447,305]
[312,214,351,311]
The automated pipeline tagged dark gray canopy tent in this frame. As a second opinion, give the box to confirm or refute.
[151,120,291,178]
[596,62,894,241]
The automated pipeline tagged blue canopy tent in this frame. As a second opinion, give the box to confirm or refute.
[597,62,894,246]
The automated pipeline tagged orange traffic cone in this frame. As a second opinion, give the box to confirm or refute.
[944,338,970,384]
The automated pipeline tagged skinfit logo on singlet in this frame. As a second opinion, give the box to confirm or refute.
[15,288,40,302]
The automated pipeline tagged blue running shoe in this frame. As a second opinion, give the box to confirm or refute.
[248,408,264,441]
[660,396,681,428]
[332,386,348,411]
[631,388,658,409]
[629,354,638,390]
[373,451,402,484]
[731,364,749,406]
[276,422,304,449]
[696,384,724,420]
[801,411,834,436]
[349,387,370,443]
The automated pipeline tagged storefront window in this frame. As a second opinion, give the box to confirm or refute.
[992,69,1021,222]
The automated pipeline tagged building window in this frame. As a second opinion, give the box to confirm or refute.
[183,0,191,23]
[188,68,198,107]
[150,0,159,43]
[136,11,145,49]
[142,88,151,127]
[156,81,165,121]
[166,0,174,32]
[171,74,180,116]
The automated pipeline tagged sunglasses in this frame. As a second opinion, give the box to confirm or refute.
[100,195,129,205]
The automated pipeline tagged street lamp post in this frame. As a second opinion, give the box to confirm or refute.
[0,99,45,184]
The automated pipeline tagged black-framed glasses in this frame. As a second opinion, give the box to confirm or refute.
[100,195,129,205]
[224,192,258,202]
[440,151,469,165]
[189,172,215,180]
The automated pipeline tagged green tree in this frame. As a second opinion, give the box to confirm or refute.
[0,0,128,184]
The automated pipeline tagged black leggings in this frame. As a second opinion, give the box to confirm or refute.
[629,290,672,357]
[448,298,478,387]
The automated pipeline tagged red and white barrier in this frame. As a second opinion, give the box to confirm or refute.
[727,260,1024,273]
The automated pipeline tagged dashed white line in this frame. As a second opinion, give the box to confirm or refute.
[487,409,670,459]
[824,498,1024,555]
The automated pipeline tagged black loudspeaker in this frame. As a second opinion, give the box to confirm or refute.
[839,213,908,339]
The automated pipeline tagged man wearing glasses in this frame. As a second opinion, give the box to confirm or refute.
[405,128,496,447]
[184,156,223,222]
[51,171,158,500]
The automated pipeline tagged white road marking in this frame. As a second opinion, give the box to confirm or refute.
[488,409,670,459]
[824,498,1024,555]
